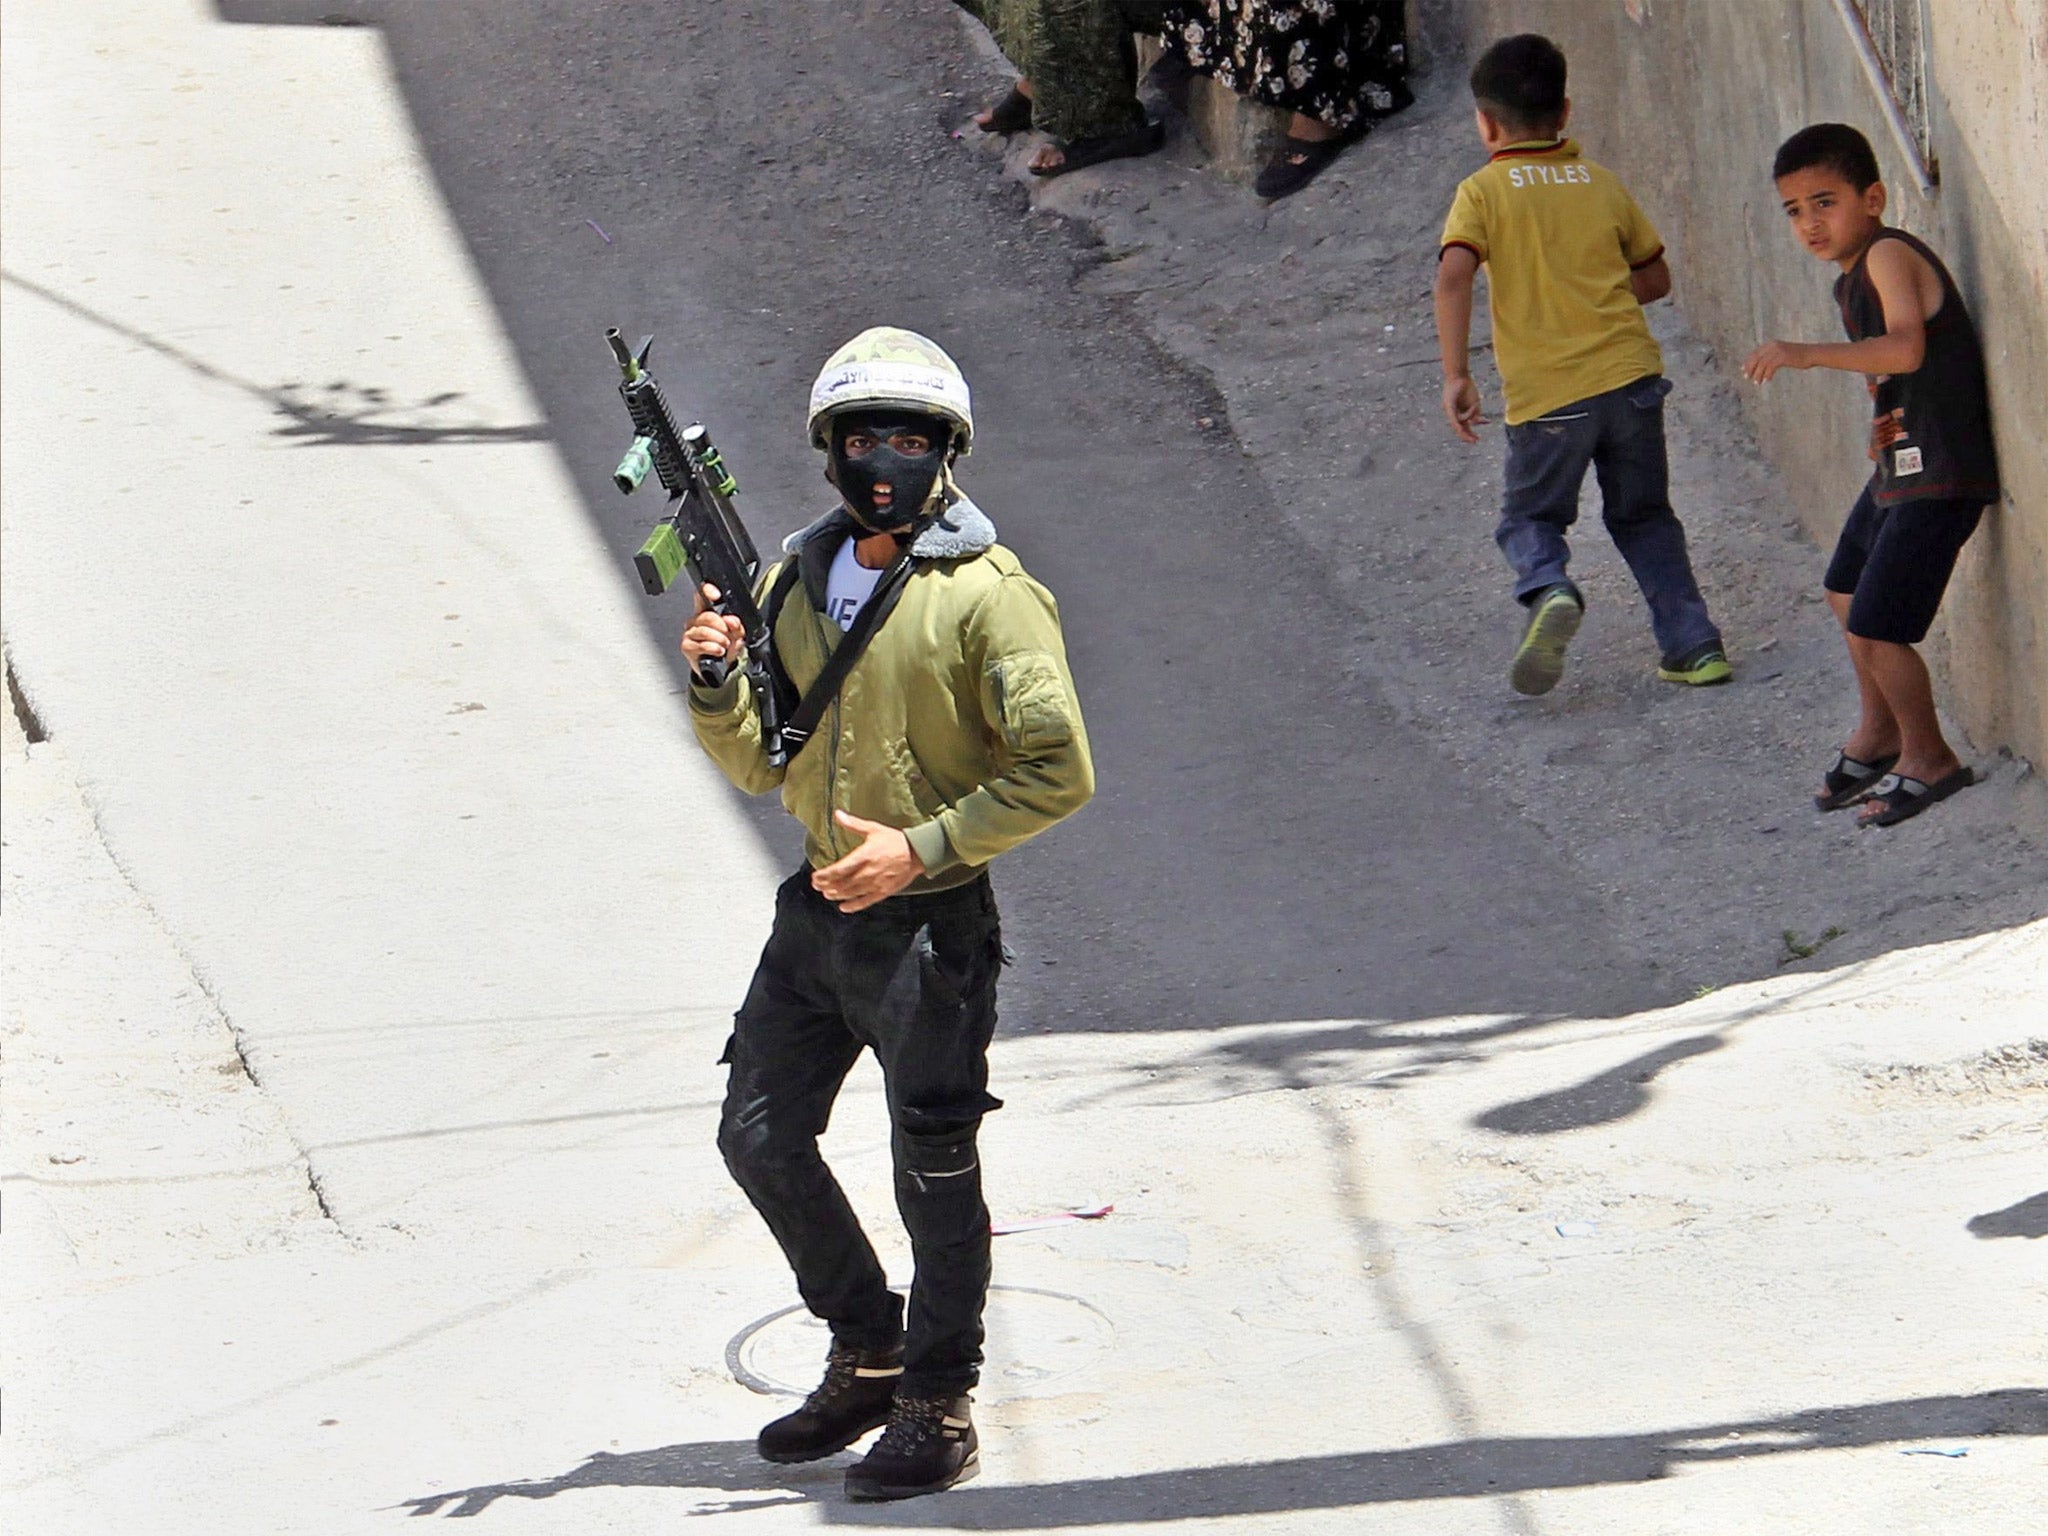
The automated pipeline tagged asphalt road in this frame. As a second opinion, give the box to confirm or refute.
[221,0,1656,1033]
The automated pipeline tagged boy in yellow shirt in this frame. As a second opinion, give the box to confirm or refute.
[1434,33,1728,696]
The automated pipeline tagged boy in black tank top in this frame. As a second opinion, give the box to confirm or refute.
[1743,124,2000,829]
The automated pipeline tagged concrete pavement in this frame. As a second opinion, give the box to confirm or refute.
[4,3,2044,1533]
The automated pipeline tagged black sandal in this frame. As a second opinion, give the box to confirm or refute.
[977,85,1033,135]
[1029,118,1165,178]
[1857,766,1975,828]
[1254,133,1347,200]
[1814,750,1897,811]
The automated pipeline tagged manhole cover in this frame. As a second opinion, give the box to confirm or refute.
[727,1285,1114,1401]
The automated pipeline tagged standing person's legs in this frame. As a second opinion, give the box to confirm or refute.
[1026,0,1172,173]
[1821,488,1900,777]
[840,879,1005,1398]
[957,0,1038,130]
[1833,496,1985,824]
[1847,633,1955,779]
[1237,0,1410,197]
[1826,590,1901,752]
[718,873,902,1355]
[1589,376,1722,663]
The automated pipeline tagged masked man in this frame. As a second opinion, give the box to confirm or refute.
[682,328,1094,1500]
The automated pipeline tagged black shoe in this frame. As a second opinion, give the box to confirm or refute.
[1029,118,1166,178]
[755,1342,902,1464]
[976,84,1033,135]
[1254,132,1349,199]
[843,1392,979,1501]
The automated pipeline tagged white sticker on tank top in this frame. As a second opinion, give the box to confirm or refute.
[1894,445,1925,476]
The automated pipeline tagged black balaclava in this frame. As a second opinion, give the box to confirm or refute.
[828,410,951,533]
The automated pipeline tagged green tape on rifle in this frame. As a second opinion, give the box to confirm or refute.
[698,443,738,498]
[635,523,686,596]
[614,436,654,494]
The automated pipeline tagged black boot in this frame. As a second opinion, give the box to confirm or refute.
[843,1392,978,1500]
[755,1342,902,1464]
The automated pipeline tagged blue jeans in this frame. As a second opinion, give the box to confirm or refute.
[1497,375,1721,659]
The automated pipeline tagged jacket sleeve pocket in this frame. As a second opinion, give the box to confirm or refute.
[991,651,1077,754]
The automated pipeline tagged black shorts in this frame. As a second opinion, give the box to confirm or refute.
[1823,486,1984,645]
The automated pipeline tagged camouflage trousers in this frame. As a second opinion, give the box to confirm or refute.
[956,1,1173,142]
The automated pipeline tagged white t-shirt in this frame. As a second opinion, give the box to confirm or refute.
[824,536,885,632]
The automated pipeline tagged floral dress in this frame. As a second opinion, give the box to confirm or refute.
[1161,1,1412,134]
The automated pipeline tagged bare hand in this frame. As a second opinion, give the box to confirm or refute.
[812,810,924,913]
[1868,406,1906,463]
[680,583,744,678]
[1742,340,1809,384]
[1441,376,1485,444]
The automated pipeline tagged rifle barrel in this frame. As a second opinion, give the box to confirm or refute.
[605,327,635,378]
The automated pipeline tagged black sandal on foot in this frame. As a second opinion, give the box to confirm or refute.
[1029,118,1165,178]
[977,85,1033,135]
[1814,750,1898,811]
[1857,766,1974,828]
[1255,133,1346,199]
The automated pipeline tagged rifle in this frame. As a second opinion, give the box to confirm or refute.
[605,327,789,767]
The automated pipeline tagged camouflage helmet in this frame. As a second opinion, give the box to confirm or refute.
[806,327,974,454]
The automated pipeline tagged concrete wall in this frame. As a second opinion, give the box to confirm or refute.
[1438,0,2048,762]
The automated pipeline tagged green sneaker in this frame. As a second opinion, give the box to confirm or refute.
[1509,585,1584,696]
[1657,642,1733,686]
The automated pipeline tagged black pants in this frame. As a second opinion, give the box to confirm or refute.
[718,870,1004,1397]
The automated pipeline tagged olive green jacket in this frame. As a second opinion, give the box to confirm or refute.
[689,498,1094,892]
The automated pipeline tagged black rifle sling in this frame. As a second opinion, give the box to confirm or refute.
[765,544,920,755]
[758,557,805,721]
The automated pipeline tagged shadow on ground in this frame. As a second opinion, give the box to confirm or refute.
[398,1387,2048,1520]
[1969,1192,2048,1239]
[0,271,546,447]
[1474,1033,1725,1134]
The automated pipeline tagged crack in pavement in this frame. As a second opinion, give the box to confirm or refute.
[22,695,363,1248]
